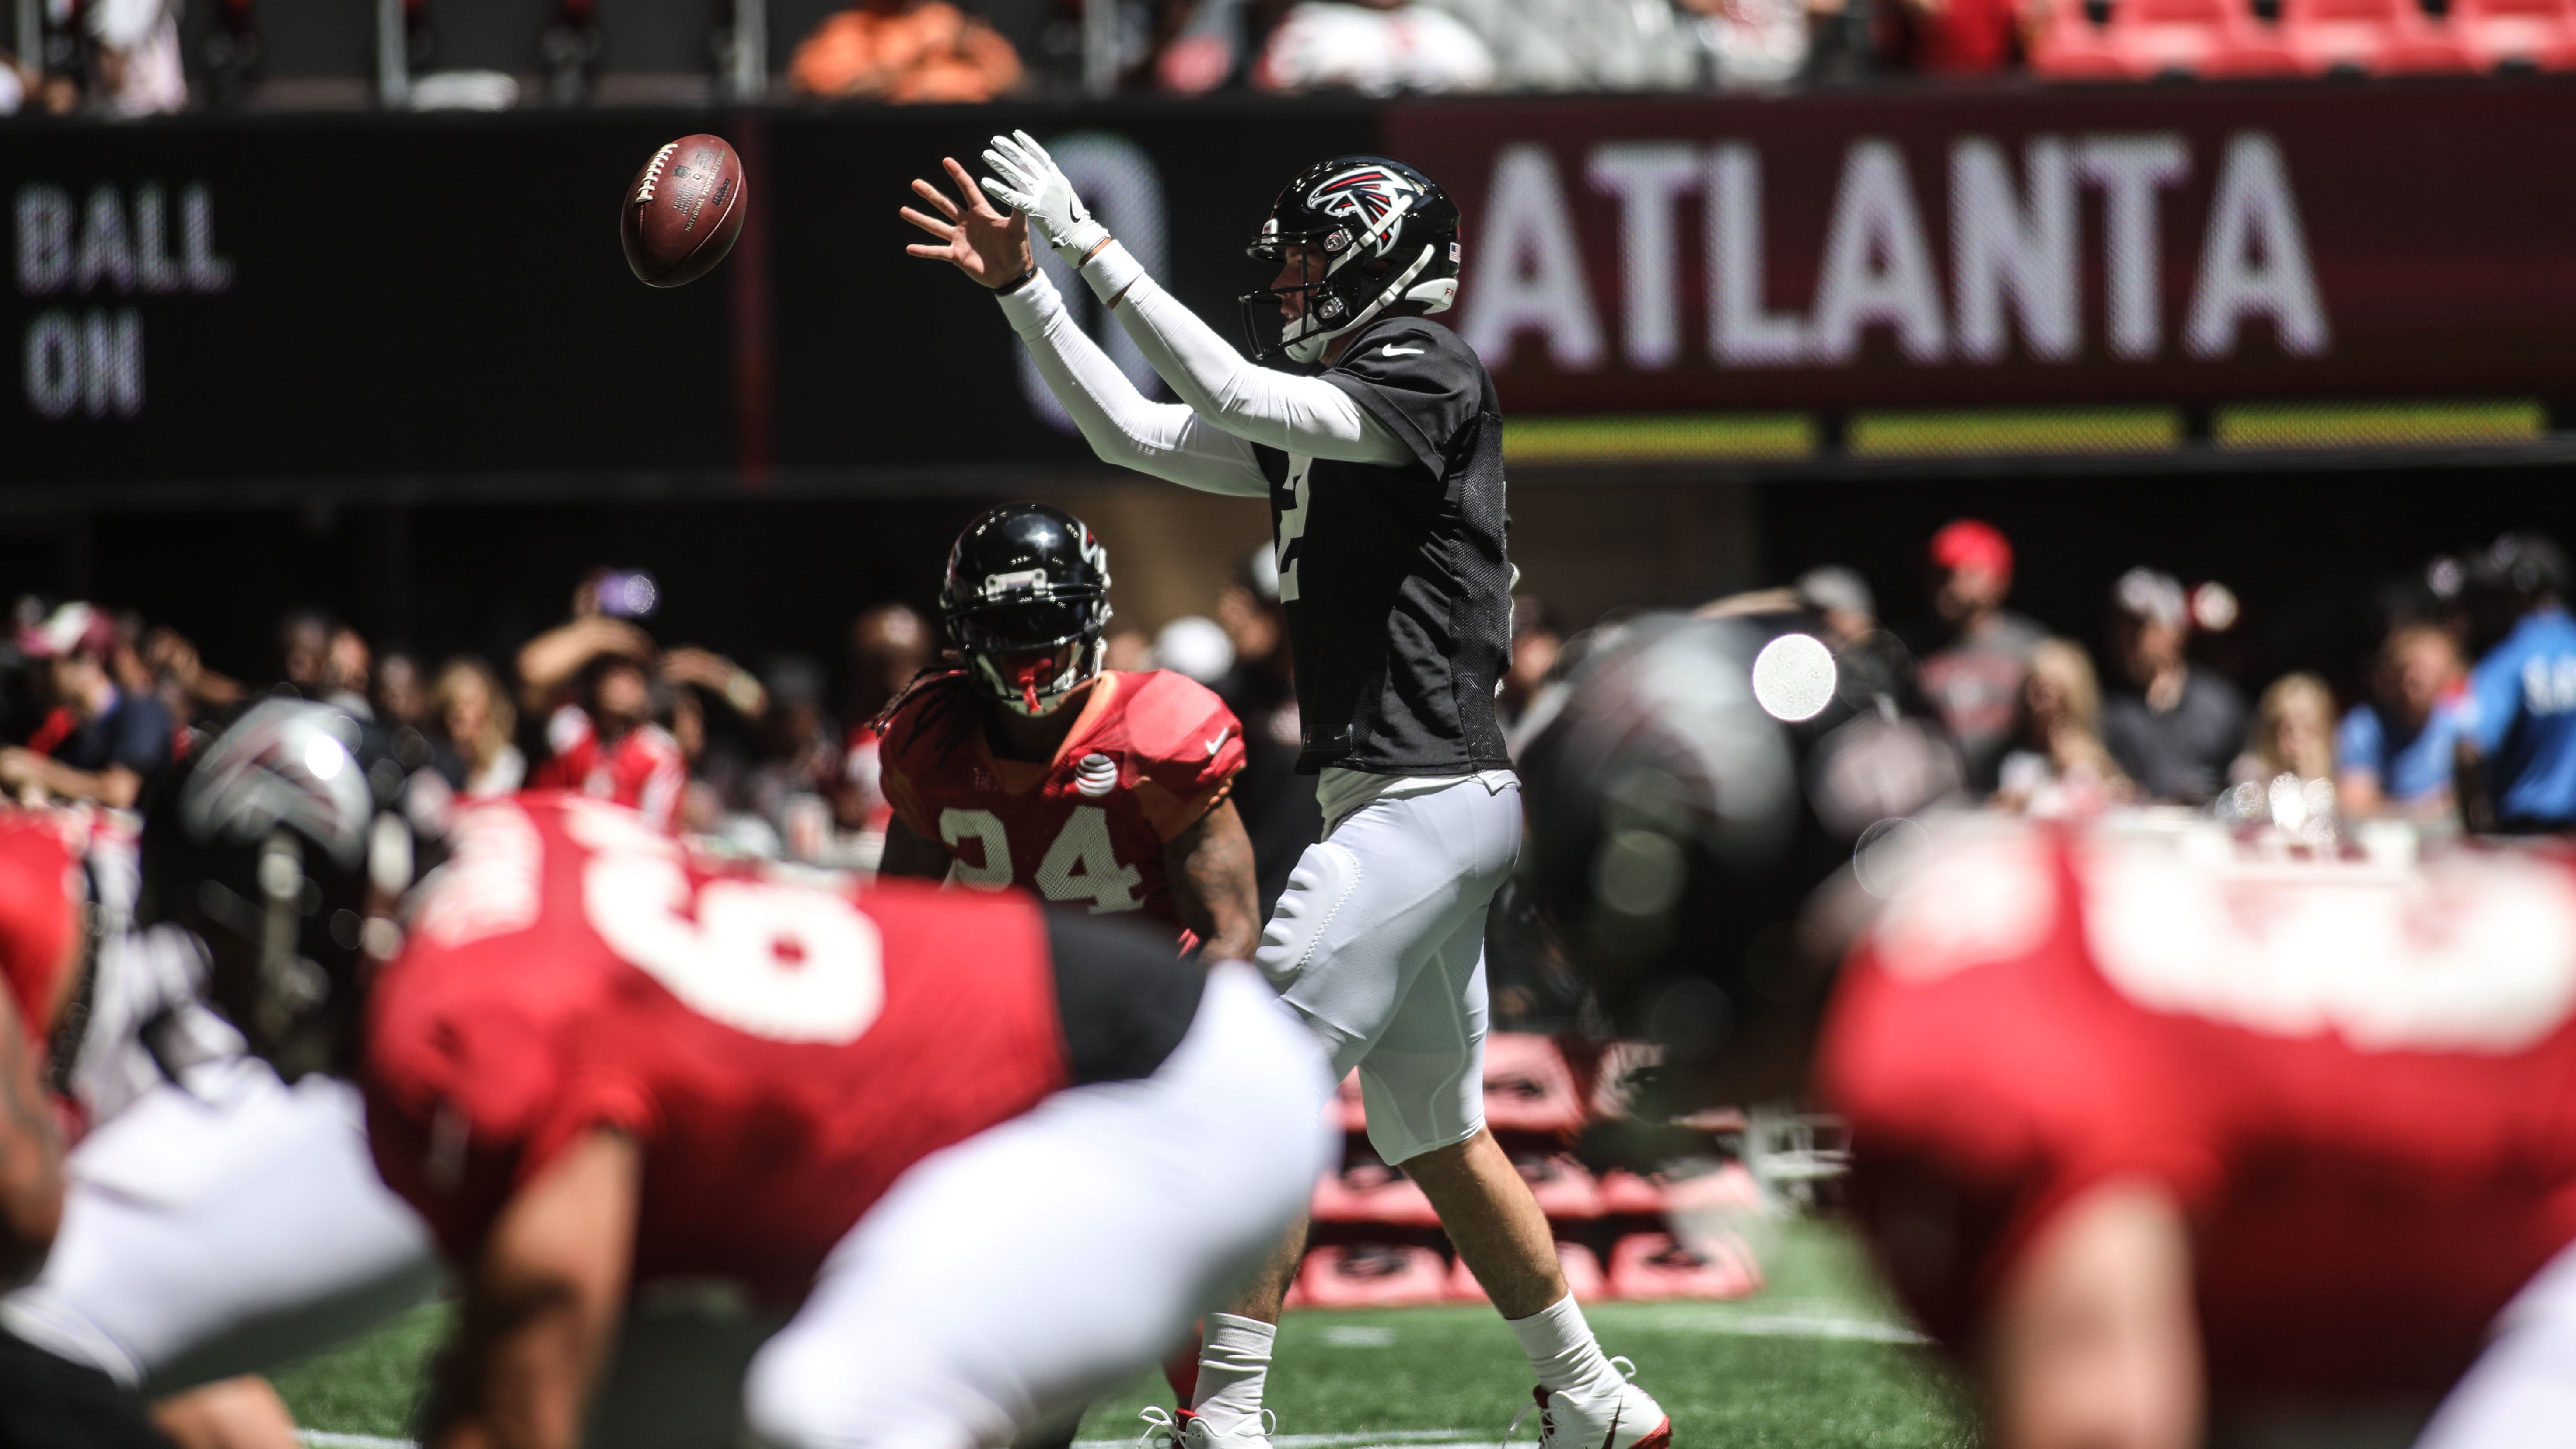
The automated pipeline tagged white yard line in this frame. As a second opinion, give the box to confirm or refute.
[297,1434,417,1449]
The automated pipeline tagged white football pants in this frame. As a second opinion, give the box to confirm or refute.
[741,961,1332,1449]
[0,1060,442,1393]
[2414,1237,2576,1449]
[1254,776,1522,1165]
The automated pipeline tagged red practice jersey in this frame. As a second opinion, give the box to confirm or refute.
[1821,821,2576,1402]
[365,793,1070,1305]
[532,705,688,833]
[878,671,1245,936]
[0,811,82,1047]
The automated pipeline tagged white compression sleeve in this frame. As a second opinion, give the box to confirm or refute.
[994,270,1271,499]
[1080,243,1412,467]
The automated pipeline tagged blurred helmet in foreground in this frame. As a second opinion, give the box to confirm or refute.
[137,699,446,1080]
[1519,613,1960,1068]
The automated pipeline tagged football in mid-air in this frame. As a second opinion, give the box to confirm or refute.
[620,134,746,288]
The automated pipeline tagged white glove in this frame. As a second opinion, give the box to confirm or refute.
[981,130,1109,266]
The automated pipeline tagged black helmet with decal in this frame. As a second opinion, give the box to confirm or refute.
[1238,155,1461,366]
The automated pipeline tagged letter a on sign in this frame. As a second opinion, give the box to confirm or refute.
[2185,133,2329,361]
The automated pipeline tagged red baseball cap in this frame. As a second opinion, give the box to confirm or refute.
[15,602,119,663]
[1928,520,2013,579]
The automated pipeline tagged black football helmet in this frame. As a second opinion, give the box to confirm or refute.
[136,698,447,1081]
[1518,612,1962,1083]
[1240,156,1461,365]
[939,503,1115,718]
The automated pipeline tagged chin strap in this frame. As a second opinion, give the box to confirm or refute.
[1015,659,1046,716]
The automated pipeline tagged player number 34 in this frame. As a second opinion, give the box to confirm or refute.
[940,806,1144,913]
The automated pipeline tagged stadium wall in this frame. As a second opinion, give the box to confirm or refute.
[11,83,2576,503]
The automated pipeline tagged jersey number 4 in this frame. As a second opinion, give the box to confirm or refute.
[940,805,1145,914]
[568,800,885,1045]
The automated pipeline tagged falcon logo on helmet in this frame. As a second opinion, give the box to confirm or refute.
[1307,167,1413,258]
[1241,155,1461,366]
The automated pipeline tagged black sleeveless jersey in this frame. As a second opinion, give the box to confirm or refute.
[1251,314,1513,777]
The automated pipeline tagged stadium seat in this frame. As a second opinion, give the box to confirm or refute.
[1604,1231,1765,1302]
[2446,0,2576,68]
[1292,1244,1452,1309]
[2276,0,2475,72]
[1598,1169,1670,1216]
[1512,1152,1605,1220]
[592,0,720,104]
[2031,0,2300,78]
[1662,1159,1763,1215]
[1601,1159,1764,1218]
[1481,1034,1586,1134]
[1445,1241,1607,1303]
[249,0,379,106]
[1310,1161,1442,1227]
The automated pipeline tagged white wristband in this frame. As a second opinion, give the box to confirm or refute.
[994,268,1065,333]
[1079,240,1147,306]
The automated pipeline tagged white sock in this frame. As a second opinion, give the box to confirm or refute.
[1190,1313,1276,1435]
[1506,1294,1622,1399]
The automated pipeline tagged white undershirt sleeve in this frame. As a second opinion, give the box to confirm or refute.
[1079,242,1412,468]
[994,270,1272,499]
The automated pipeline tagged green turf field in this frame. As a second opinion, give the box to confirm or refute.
[270,1219,1979,1448]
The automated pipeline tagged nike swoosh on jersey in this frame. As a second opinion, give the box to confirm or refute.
[1205,727,1231,757]
[1380,344,1425,357]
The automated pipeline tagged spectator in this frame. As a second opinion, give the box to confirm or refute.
[2101,567,2247,805]
[2335,624,2466,818]
[432,657,526,799]
[87,0,187,116]
[1424,0,1707,89]
[138,625,243,725]
[1680,0,1811,86]
[1916,519,2045,795]
[1210,546,1321,916]
[0,603,174,810]
[839,604,936,854]
[277,608,336,698]
[324,626,374,718]
[788,0,1027,101]
[1499,595,1563,731]
[2233,673,2338,789]
[1253,0,1495,93]
[522,618,689,833]
[1880,0,2022,73]
[1104,626,1154,674]
[375,650,433,731]
[1994,637,2132,817]
[1795,566,1874,648]
[1150,616,1234,685]
[2454,532,2576,834]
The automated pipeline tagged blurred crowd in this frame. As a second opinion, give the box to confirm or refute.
[1683,520,2576,854]
[0,0,2070,117]
[9,516,2569,901]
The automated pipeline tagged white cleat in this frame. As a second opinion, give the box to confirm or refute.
[1139,1407,1278,1449]
[1513,1357,1672,1449]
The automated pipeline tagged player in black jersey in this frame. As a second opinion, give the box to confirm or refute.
[904,137,1671,1449]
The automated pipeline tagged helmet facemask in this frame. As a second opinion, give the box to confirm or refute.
[958,613,1106,718]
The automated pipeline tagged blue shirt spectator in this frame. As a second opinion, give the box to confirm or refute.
[2336,703,2461,808]
[2454,604,2576,828]
[2335,621,2469,814]
[0,602,176,810]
